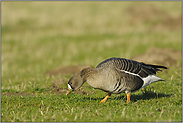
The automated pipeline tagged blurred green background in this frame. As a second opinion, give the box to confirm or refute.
[2,1,181,82]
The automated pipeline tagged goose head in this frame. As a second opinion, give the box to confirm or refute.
[66,73,85,95]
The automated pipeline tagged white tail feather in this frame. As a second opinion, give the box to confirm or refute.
[141,75,165,89]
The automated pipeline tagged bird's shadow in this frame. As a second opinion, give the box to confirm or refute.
[115,92,172,102]
[82,91,172,103]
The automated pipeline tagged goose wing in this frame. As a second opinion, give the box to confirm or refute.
[96,57,167,78]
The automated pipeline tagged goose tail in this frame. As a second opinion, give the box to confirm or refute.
[142,63,168,72]
[141,75,166,89]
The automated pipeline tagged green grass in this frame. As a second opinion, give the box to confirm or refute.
[1,1,182,122]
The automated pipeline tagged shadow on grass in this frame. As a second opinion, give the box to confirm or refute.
[129,92,172,102]
[81,91,172,103]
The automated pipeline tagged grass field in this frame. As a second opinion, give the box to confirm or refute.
[1,1,182,122]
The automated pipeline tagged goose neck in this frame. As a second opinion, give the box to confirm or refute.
[80,67,97,82]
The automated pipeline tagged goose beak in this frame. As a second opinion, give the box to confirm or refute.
[66,90,70,95]
[66,84,73,95]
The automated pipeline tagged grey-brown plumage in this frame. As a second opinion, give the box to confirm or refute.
[66,57,167,103]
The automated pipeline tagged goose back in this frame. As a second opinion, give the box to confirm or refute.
[96,57,167,78]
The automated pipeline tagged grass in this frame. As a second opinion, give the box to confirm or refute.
[1,1,182,122]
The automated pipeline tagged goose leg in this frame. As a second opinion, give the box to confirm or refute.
[126,93,130,103]
[100,93,111,103]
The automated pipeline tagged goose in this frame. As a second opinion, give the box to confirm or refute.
[66,57,167,103]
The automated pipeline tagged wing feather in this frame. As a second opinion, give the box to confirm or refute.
[96,57,167,78]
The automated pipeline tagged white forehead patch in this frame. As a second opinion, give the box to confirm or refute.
[68,84,72,90]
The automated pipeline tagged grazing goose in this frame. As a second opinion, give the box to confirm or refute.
[66,57,167,103]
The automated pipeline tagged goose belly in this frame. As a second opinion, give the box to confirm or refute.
[92,70,144,94]
[87,69,119,92]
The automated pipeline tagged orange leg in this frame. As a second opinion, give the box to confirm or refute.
[100,93,111,103]
[126,93,130,103]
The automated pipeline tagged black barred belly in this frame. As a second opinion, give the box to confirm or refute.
[112,72,144,94]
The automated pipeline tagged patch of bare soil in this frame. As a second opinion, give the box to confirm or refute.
[51,77,68,86]
[126,3,181,31]
[45,65,92,76]
[50,83,91,95]
[50,77,94,95]
[132,47,181,67]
